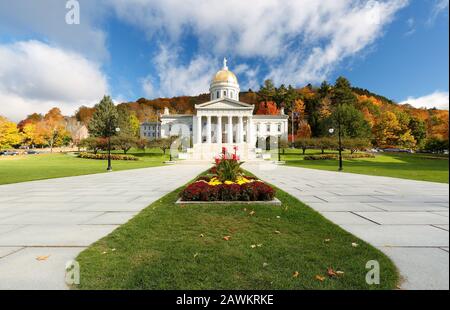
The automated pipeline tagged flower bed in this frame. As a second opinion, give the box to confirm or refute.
[78,152,138,161]
[179,147,276,202]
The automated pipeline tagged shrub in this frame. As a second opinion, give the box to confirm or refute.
[78,152,138,161]
[79,137,107,154]
[304,154,336,160]
[304,153,375,160]
[344,153,375,159]
[215,146,243,181]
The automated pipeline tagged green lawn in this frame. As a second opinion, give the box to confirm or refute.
[75,180,398,290]
[281,149,449,183]
[0,148,168,185]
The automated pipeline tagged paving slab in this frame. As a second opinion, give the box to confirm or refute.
[243,163,450,290]
[82,212,138,225]
[379,247,449,290]
[0,247,84,290]
[354,211,449,225]
[367,202,449,212]
[0,164,209,289]
[340,225,449,247]
[0,247,23,258]
[320,212,379,225]
[307,202,384,212]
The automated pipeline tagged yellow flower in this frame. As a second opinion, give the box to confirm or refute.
[224,180,235,185]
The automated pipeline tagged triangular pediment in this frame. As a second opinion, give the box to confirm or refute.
[195,98,254,110]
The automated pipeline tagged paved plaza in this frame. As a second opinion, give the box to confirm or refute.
[0,163,448,290]
[244,163,449,290]
[0,164,209,289]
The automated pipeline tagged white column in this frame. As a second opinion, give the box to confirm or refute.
[196,115,202,144]
[227,115,233,144]
[206,115,212,144]
[217,116,222,144]
[247,116,253,146]
[238,116,244,143]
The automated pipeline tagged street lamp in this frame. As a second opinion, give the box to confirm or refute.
[329,127,342,171]
[107,127,120,172]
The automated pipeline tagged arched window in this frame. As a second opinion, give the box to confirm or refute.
[216,91,219,99]
[223,90,227,97]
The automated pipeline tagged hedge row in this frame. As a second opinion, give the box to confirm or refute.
[78,152,138,161]
[304,153,375,160]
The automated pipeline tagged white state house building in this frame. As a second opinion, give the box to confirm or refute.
[141,59,288,161]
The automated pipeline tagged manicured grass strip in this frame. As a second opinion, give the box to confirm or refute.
[0,148,168,185]
[75,183,399,290]
[282,149,449,183]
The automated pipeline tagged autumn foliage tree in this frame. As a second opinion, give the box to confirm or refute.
[0,116,22,150]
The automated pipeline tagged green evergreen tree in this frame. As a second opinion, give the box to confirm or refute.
[257,79,276,105]
[88,96,119,138]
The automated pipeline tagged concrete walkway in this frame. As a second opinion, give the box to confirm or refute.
[243,163,449,290]
[0,164,208,289]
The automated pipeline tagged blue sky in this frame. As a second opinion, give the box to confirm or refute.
[0,0,448,121]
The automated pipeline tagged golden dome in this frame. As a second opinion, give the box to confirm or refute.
[212,69,238,84]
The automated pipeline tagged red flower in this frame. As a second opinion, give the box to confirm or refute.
[222,147,227,155]
[233,146,238,151]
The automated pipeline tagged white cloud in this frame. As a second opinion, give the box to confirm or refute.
[400,91,449,110]
[109,0,408,94]
[0,0,109,61]
[428,0,449,25]
[0,41,109,121]
[142,45,217,98]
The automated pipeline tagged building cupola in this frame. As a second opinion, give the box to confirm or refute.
[210,58,240,101]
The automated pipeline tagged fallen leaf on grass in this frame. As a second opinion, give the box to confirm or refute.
[101,251,107,255]
[194,253,199,258]
[336,271,345,276]
[324,239,331,243]
[351,242,359,248]
[327,267,337,278]
[257,243,262,247]
[111,248,116,252]
[274,230,281,234]
[223,236,231,241]
[249,211,256,216]
[250,244,256,248]
[199,234,204,238]
[315,275,326,282]
[292,271,300,278]
[243,208,247,212]
[36,255,50,261]
[276,216,281,219]
[263,263,269,268]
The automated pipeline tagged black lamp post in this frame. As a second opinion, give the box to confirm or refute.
[329,127,343,171]
[337,120,343,171]
[106,126,120,172]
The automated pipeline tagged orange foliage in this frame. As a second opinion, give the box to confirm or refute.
[297,120,312,138]
[256,101,279,115]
